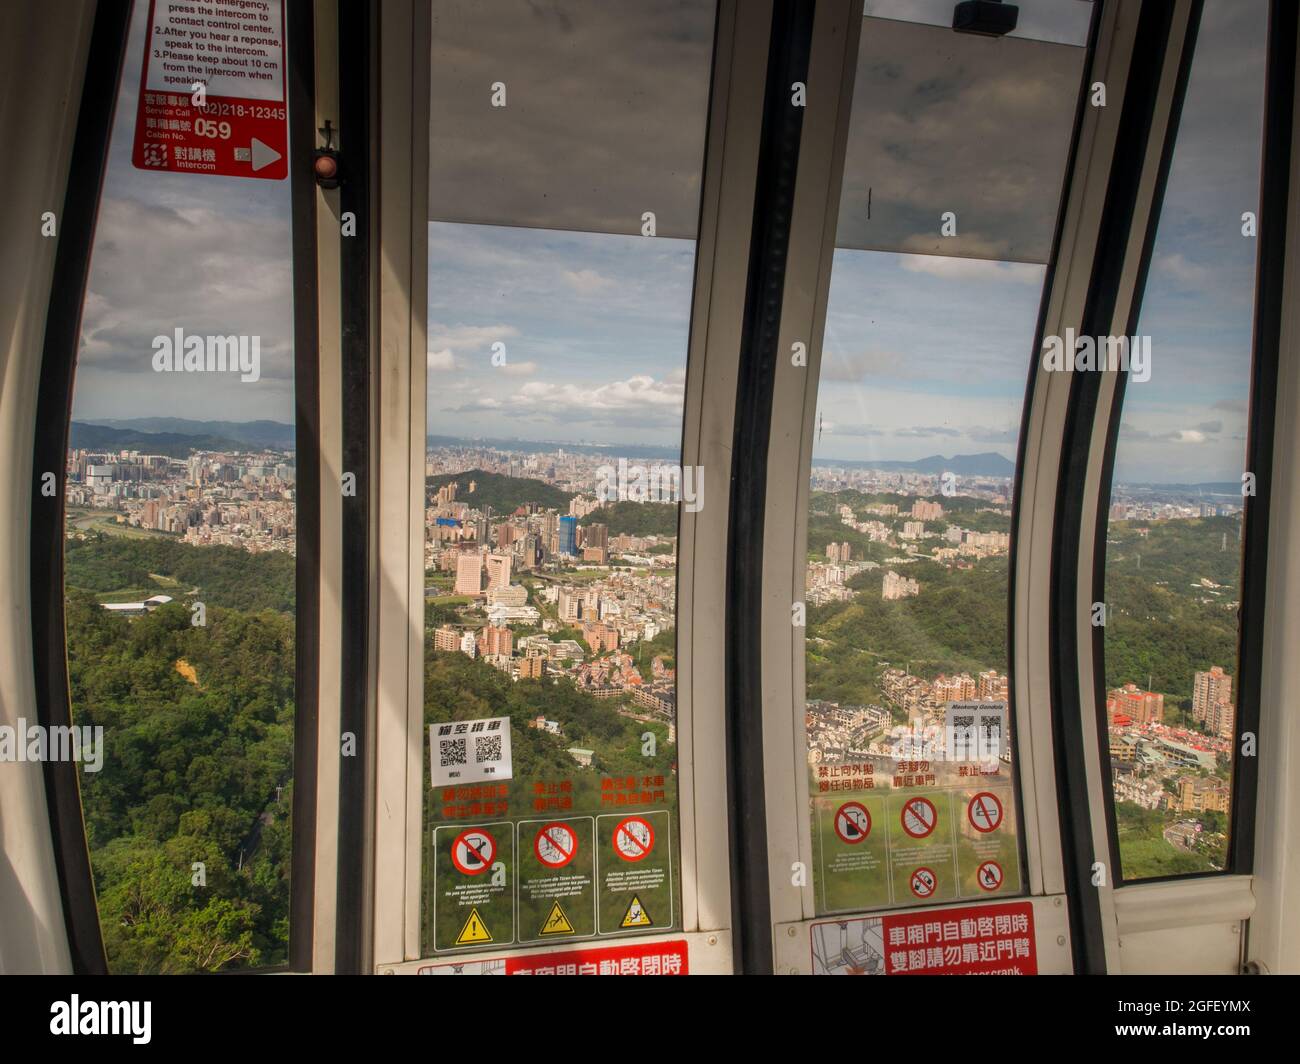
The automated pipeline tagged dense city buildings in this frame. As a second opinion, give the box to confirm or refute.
[66,445,296,554]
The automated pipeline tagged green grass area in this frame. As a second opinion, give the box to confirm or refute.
[428,594,476,607]
[1114,801,1224,878]
[552,568,611,584]
[67,510,175,541]
[95,587,162,604]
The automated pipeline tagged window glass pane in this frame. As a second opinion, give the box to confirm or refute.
[1101,0,1266,880]
[805,9,1089,922]
[65,0,298,971]
[863,0,1092,45]
[421,0,715,958]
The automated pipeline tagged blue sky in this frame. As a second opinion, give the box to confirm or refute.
[73,1,295,425]
[76,0,1266,484]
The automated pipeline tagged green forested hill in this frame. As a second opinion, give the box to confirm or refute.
[580,500,678,538]
[66,590,294,972]
[426,469,572,514]
[808,556,1011,706]
[66,534,295,611]
[1103,516,1242,709]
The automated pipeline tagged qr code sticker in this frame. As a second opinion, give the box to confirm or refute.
[475,735,503,763]
[440,738,467,767]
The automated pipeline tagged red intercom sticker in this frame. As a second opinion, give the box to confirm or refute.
[132,0,288,181]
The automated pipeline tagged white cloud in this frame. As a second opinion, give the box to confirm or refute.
[1153,252,1215,290]
[427,347,457,370]
[427,322,520,358]
[898,254,1042,284]
[562,269,617,295]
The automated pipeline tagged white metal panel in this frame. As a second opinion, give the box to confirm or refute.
[311,0,344,975]
[675,0,772,936]
[1249,3,1300,978]
[0,0,97,976]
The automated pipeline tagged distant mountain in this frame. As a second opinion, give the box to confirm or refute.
[70,422,255,458]
[426,434,680,461]
[813,452,1017,477]
[1115,481,1244,496]
[427,469,573,514]
[81,418,295,450]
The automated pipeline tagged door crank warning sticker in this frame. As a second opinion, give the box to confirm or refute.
[132,0,288,181]
[810,900,1037,975]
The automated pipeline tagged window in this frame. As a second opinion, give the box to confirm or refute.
[1100,0,1267,880]
[419,0,716,956]
[803,4,1091,915]
[63,0,300,971]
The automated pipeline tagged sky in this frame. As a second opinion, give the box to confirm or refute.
[72,0,295,424]
[75,0,1267,484]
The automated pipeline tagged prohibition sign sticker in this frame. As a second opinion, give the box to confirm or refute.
[451,828,497,876]
[967,791,1004,834]
[834,801,872,844]
[977,860,1004,892]
[534,822,578,869]
[909,866,938,898]
[901,796,937,839]
[613,816,654,862]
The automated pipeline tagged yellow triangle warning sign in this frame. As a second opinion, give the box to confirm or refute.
[620,894,653,928]
[455,906,493,945]
[539,900,575,936]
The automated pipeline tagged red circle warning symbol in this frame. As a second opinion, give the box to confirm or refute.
[534,822,578,869]
[613,816,655,862]
[451,828,497,876]
[834,801,872,844]
[977,860,1004,892]
[909,866,938,899]
[900,796,937,839]
[967,791,1004,834]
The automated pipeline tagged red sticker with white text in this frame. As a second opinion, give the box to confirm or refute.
[132,0,288,181]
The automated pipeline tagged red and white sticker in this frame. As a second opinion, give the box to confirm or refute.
[451,828,496,876]
[967,791,1004,833]
[976,860,1004,892]
[132,0,288,181]
[834,801,872,844]
[900,796,937,839]
[908,866,938,898]
[534,823,578,869]
[613,816,654,862]
[418,939,689,976]
[811,901,1037,976]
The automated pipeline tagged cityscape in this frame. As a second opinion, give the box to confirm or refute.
[421,443,680,748]
[803,461,1240,878]
[65,423,1242,897]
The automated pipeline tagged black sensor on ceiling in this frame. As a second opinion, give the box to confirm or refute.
[953,0,1019,37]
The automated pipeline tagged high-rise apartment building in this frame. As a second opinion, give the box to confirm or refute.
[454,550,484,596]
[882,570,919,600]
[1192,666,1234,738]
[558,515,578,556]
[486,551,512,589]
[477,625,513,657]
[1107,683,1164,726]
